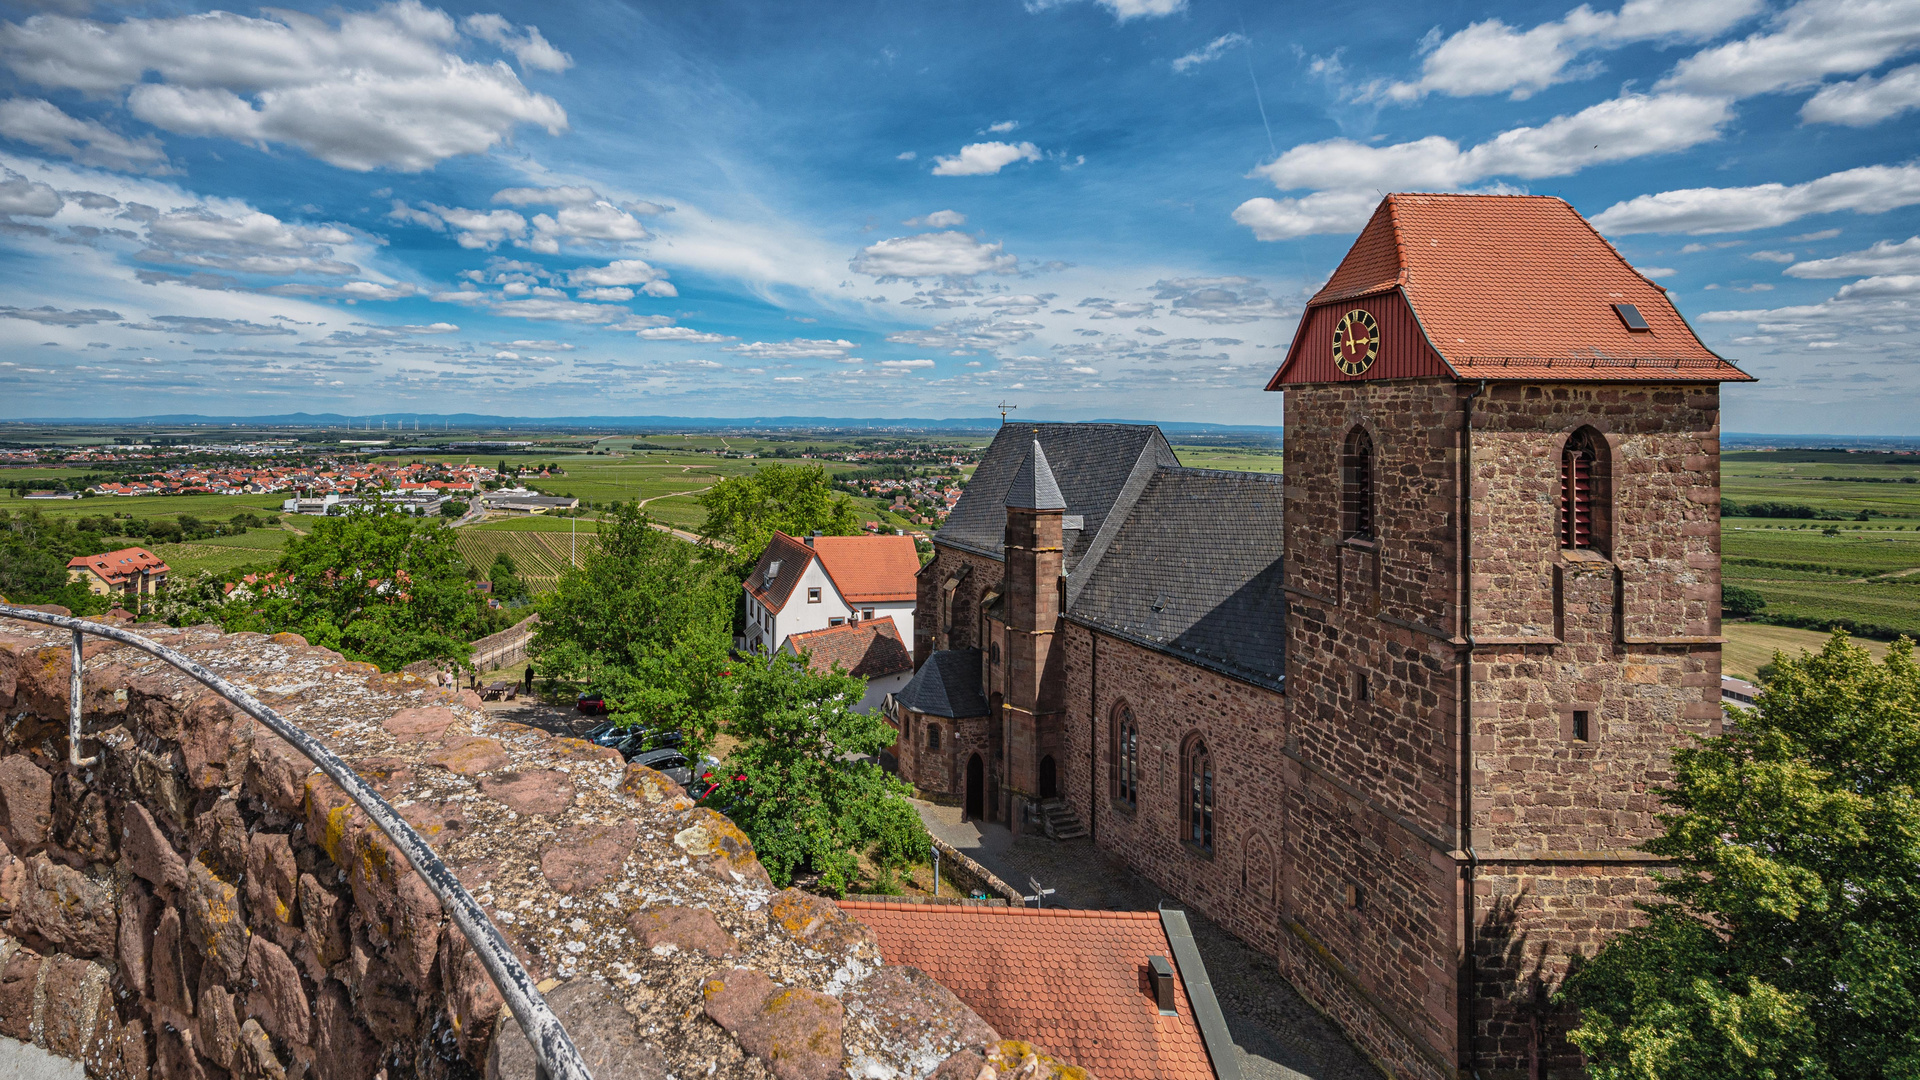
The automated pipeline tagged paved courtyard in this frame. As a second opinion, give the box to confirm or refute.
[916,801,1385,1080]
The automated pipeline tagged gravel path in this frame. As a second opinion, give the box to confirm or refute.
[916,802,1385,1080]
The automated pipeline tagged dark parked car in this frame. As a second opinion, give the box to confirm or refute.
[580,719,684,759]
[576,692,609,715]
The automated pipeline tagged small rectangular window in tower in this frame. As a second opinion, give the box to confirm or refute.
[1572,710,1591,742]
[1354,671,1370,702]
[1613,303,1651,331]
[1345,883,1365,910]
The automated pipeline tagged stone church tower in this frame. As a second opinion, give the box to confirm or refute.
[1268,193,1752,1076]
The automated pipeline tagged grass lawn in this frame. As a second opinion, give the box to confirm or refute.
[1723,622,1890,680]
[153,542,278,577]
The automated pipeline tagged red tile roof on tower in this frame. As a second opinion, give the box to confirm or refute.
[782,616,912,678]
[1270,193,1753,385]
[67,547,169,585]
[839,901,1217,1080]
[808,533,919,602]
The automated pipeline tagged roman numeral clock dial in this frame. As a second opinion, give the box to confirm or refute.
[1333,309,1380,376]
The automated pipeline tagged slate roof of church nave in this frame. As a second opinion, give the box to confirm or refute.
[936,423,1177,573]
[1067,466,1287,690]
[935,422,1287,691]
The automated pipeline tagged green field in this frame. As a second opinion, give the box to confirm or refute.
[453,530,597,593]
[11,492,284,522]
[1172,446,1284,473]
[153,542,279,577]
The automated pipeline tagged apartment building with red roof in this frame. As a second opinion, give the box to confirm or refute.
[67,547,170,601]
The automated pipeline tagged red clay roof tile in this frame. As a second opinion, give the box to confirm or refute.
[839,902,1217,1080]
[810,534,919,602]
[66,546,169,585]
[783,617,912,678]
[1282,193,1752,385]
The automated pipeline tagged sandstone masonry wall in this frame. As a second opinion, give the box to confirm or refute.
[0,614,1077,1080]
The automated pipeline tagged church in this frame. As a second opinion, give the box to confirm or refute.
[890,193,1751,1080]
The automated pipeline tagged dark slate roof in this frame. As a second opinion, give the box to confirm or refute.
[1067,467,1287,690]
[1004,441,1066,511]
[895,649,989,719]
[937,423,1176,573]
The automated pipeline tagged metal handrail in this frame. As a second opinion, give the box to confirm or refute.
[3,604,592,1080]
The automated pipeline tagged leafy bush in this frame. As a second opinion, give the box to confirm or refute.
[1721,584,1766,617]
[1560,632,1920,1079]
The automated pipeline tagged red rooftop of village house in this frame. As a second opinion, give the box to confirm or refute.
[782,617,911,678]
[840,901,1217,1080]
[808,533,919,602]
[1271,193,1753,386]
[66,547,169,585]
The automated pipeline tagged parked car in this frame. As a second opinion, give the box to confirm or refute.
[576,692,609,715]
[580,719,685,759]
[627,747,721,790]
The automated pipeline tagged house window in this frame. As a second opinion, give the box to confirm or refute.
[1341,427,1374,542]
[1185,737,1213,852]
[862,608,875,620]
[829,617,845,626]
[1560,428,1610,553]
[1113,704,1138,809]
[808,587,822,603]
[927,724,941,750]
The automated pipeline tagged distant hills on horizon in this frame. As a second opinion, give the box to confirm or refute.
[0,413,1912,448]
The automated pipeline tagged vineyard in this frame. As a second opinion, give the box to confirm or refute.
[1724,519,1920,639]
[453,530,597,593]
[151,542,277,577]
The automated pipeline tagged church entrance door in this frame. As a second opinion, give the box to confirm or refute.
[1039,755,1057,799]
[965,754,984,819]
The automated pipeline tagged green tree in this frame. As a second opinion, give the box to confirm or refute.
[247,500,482,670]
[1559,631,1920,1079]
[489,552,528,604]
[696,462,861,572]
[716,649,927,895]
[531,503,735,757]
[1721,584,1766,618]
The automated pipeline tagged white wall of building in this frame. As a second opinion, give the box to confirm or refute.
[744,556,850,655]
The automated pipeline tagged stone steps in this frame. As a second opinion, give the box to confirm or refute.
[1037,798,1088,841]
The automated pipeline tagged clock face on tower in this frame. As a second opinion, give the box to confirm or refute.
[1332,309,1380,376]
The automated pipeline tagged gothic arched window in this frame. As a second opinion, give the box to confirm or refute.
[1560,428,1611,553]
[1185,737,1214,852]
[1112,704,1138,809]
[1342,427,1374,541]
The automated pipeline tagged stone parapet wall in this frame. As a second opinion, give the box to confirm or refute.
[0,615,1081,1080]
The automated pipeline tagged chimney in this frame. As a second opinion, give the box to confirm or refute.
[1147,956,1177,1015]
[804,535,814,547]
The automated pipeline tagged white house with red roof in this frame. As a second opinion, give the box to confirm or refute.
[67,547,170,600]
[741,531,919,660]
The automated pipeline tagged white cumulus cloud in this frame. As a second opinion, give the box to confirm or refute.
[852,231,1018,279]
[1658,0,1920,98]
[931,141,1041,177]
[725,338,859,359]
[1786,236,1920,277]
[0,97,171,174]
[1380,0,1764,102]
[0,2,568,172]
[1592,162,1920,233]
[1801,63,1920,125]
[459,13,572,73]
[904,210,966,228]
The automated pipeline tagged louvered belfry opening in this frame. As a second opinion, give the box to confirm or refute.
[1560,429,1606,551]
[1341,427,1374,541]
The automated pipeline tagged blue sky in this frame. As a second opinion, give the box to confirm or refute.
[0,0,1916,431]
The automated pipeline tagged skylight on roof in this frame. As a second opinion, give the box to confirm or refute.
[1613,303,1650,332]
